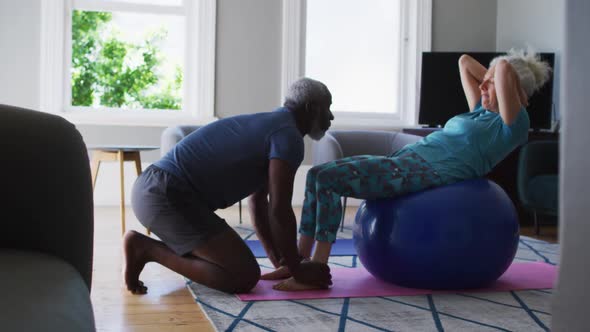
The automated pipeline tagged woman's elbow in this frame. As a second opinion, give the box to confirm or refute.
[458,54,472,67]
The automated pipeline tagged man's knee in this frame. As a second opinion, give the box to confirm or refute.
[232,262,261,293]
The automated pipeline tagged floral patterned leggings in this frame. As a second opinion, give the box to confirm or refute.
[299,150,445,243]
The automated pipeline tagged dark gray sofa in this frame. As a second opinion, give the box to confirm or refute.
[0,105,96,331]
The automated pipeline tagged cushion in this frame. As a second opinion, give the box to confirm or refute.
[0,250,95,332]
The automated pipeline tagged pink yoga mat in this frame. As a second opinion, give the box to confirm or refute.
[237,262,557,301]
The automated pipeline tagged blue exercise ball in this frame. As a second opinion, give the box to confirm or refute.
[353,178,519,290]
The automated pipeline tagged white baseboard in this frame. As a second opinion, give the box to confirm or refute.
[93,163,363,207]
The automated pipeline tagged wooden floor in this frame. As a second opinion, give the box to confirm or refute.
[92,205,558,331]
[93,207,215,332]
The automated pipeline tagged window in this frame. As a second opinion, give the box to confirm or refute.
[282,0,431,127]
[40,0,216,125]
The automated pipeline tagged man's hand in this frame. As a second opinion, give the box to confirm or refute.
[266,251,282,269]
[248,189,283,268]
[291,261,332,288]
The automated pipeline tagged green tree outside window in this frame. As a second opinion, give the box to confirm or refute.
[71,10,182,110]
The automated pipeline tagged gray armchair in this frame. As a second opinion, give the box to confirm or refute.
[160,125,202,156]
[160,125,245,223]
[517,140,559,234]
[0,105,95,331]
[312,130,422,229]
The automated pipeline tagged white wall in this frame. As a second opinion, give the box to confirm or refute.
[552,0,590,330]
[432,0,497,52]
[0,0,40,109]
[496,0,564,52]
[496,0,565,121]
[215,0,282,119]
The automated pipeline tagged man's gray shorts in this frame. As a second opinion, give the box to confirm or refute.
[131,165,231,256]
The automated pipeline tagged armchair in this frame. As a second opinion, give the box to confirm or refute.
[517,140,559,234]
[0,105,95,331]
[312,130,422,229]
[160,125,202,155]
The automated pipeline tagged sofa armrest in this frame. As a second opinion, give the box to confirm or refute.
[0,105,94,290]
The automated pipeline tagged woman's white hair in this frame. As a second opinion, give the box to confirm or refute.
[284,77,332,110]
[490,47,552,97]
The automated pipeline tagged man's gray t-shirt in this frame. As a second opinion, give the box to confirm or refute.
[155,108,304,210]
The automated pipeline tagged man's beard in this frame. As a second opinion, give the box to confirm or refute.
[308,120,327,141]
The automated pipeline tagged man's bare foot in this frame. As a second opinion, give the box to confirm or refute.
[261,265,291,280]
[124,230,153,294]
[272,277,328,291]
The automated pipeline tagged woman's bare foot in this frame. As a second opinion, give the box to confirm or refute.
[124,230,154,294]
[260,265,291,280]
[272,277,328,291]
[261,257,313,280]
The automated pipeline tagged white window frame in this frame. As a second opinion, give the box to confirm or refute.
[40,0,217,126]
[281,0,432,128]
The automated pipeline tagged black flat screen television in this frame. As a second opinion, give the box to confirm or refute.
[418,52,555,130]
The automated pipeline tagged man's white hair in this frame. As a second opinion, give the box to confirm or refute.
[284,77,332,110]
[490,47,552,97]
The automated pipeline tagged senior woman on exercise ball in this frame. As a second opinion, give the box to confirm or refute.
[263,48,552,291]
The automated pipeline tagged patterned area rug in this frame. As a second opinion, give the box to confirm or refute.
[187,226,559,332]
